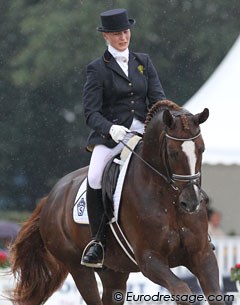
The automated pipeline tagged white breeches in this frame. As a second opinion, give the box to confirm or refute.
[88,118,144,189]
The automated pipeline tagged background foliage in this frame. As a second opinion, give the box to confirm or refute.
[0,0,239,210]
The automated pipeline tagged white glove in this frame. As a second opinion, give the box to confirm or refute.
[109,125,130,143]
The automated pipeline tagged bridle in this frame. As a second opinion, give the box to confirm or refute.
[163,130,208,204]
[121,131,202,192]
[163,131,202,189]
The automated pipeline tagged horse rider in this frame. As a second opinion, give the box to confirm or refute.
[81,8,166,268]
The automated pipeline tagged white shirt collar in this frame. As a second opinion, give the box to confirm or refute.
[108,45,129,61]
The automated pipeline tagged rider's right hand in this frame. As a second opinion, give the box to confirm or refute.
[109,125,130,143]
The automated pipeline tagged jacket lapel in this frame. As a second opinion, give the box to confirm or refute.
[103,50,129,81]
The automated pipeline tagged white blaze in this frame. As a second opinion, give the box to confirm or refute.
[181,141,196,175]
[181,141,199,196]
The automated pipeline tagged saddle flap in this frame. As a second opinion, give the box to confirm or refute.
[102,157,120,220]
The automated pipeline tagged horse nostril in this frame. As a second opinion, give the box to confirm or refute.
[180,200,200,213]
[179,187,201,213]
[180,201,190,212]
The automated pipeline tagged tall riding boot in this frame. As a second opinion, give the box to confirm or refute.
[81,182,107,268]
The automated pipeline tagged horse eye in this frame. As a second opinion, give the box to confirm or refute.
[169,150,179,159]
[197,144,205,154]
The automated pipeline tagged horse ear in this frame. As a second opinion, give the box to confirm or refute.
[194,108,209,125]
[163,109,175,128]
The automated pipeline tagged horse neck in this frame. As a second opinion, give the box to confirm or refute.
[141,117,166,175]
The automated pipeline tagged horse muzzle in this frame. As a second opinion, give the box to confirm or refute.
[178,183,202,213]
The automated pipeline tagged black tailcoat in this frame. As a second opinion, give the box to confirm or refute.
[82,50,166,150]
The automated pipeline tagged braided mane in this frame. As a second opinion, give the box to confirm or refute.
[144,99,190,131]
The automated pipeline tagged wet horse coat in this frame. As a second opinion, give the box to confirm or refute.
[10,100,225,305]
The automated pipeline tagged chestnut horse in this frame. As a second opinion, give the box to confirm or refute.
[10,100,224,305]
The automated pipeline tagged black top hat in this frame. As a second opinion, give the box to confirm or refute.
[97,8,135,32]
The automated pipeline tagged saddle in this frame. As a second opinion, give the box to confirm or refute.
[73,135,142,225]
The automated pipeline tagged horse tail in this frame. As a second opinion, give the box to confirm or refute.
[10,197,68,305]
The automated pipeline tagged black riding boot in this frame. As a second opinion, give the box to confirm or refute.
[81,182,107,268]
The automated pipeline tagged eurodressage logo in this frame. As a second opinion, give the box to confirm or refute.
[77,198,85,216]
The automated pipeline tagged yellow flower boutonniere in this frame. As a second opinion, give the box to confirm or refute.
[137,64,144,74]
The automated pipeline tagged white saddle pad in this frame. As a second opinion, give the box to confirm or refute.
[73,178,88,224]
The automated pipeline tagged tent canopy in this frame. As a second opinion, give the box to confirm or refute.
[184,35,240,165]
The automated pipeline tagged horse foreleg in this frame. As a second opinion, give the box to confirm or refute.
[97,268,129,305]
[189,249,226,305]
[138,251,192,298]
[69,265,103,305]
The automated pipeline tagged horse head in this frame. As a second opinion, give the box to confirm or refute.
[143,100,209,213]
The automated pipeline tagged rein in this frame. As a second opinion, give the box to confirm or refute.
[120,137,174,187]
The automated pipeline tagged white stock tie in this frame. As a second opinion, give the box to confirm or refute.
[115,54,128,76]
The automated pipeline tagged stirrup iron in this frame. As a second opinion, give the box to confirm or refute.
[81,240,104,268]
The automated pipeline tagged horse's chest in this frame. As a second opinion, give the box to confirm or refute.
[162,227,201,254]
[160,228,198,267]
[168,228,203,262]
[160,229,181,252]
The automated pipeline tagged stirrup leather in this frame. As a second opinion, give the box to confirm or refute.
[81,240,104,268]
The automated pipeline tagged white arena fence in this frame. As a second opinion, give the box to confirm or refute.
[1,236,240,305]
